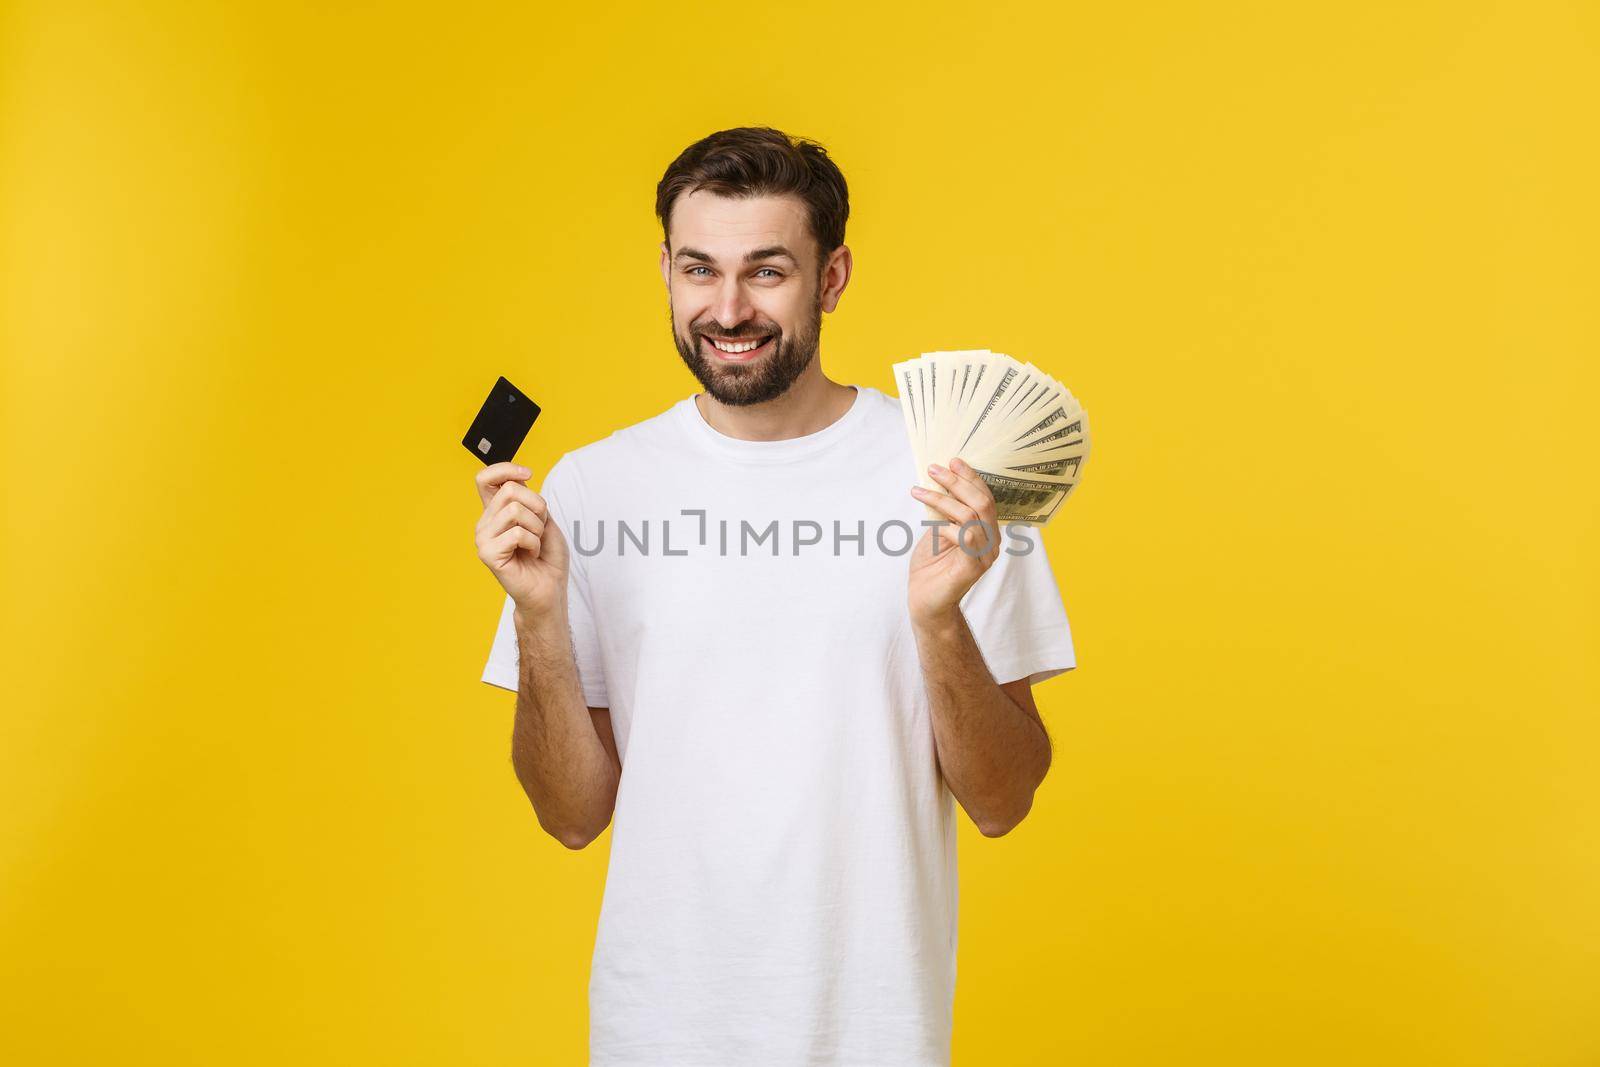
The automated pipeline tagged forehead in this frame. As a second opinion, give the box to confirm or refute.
[667,190,812,259]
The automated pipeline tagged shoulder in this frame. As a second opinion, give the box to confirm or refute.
[850,382,920,472]
[856,382,902,417]
[843,383,909,447]
[569,396,687,460]
[544,395,692,494]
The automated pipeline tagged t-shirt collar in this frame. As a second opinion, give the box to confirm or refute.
[677,385,868,464]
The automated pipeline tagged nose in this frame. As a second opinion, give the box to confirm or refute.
[708,274,755,331]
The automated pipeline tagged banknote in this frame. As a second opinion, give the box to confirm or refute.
[893,349,1091,526]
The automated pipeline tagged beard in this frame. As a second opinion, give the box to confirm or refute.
[671,287,822,407]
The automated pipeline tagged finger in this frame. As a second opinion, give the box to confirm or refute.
[910,484,976,528]
[951,458,1001,560]
[484,524,541,565]
[947,457,994,506]
[940,461,1000,562]
[914,482,1001,561]
[488,480,548,520]
[482,500,546,541]
[932,459,996,521]
[958,516,1002,560]
[479,525,517,566]
[922,467,981,524]
[476,462,533,507]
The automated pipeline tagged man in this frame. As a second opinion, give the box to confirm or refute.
[475,126,1076,1066]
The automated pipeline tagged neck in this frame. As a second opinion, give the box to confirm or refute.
[695,364,857,442]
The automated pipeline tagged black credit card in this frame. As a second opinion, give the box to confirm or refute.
[462,376,540,464]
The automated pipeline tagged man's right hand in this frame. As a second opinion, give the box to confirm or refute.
[474,462,570,616]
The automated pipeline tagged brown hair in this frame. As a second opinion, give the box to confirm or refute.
[655,126,850,266]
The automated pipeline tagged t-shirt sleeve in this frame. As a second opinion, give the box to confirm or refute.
[956,522,1077,687]
[480,454,610,707]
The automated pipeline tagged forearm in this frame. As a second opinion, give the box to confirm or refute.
[913,606,1050,836]
[510,598,618,847]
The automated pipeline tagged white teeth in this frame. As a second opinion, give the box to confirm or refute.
[710,337,767,354]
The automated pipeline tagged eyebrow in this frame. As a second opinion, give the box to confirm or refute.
[674,245,800,267]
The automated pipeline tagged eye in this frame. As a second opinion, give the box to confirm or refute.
[754,268,783,279]
[686,266,713,278]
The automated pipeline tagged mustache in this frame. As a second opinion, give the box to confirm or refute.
[692,324,779,340]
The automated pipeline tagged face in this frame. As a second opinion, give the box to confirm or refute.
[660,190,850,407]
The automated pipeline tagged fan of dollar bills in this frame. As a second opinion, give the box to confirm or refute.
[893,349,1090,527]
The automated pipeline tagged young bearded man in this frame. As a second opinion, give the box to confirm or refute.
[475,126,1076,1066]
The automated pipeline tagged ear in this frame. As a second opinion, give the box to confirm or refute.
[659,241,672,291]
[819,244,853,313]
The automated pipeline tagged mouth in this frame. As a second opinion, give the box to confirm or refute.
[701,332,775,362]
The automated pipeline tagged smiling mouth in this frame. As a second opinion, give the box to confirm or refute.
[702,333,775,361]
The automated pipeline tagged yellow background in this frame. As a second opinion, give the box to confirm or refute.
[3,1,1596,1063]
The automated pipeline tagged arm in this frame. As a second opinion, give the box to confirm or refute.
[908,457,1054,838]
[510,602,620,849]
[912,609,1051,837]
[475,460,620,850]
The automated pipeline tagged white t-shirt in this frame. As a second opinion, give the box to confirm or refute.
[482,383,1076,1066]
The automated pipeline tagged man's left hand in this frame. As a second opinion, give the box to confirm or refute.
[908,457,1002,625]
